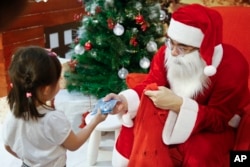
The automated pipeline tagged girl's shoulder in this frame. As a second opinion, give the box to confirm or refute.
[39,107,72,144]
[38,106,68,123]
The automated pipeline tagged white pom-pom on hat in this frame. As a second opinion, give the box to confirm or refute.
[204,65,216,76]
[203,44,223,76]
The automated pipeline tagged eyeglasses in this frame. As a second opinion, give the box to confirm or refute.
[166,38,198,56]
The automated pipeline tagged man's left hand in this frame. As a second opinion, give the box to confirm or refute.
[144,86,183,113]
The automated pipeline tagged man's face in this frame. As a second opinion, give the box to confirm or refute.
[165,44,208,98]
[166,46,205,78]
[166,38,198,57]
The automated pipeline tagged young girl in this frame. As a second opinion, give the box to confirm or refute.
[2,46,107,167]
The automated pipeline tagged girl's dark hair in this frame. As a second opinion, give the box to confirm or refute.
[7,46,62,120]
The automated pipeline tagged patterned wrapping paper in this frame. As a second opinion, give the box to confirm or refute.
[91,98,119,115]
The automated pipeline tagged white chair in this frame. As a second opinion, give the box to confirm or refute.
[85,113,122,165]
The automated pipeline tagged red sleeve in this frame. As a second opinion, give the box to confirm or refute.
[194,44,250,133]
[133,45,168,96]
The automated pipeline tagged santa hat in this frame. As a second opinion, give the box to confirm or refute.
[167,4,223,76]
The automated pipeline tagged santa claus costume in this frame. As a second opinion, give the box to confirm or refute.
[112,4,250,167]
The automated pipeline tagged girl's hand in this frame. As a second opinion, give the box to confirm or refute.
[92,108,108,123]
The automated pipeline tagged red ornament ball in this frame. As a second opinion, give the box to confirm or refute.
[107,18,115,29]
[130,37,138,46]
[95,6,102,13]
[135,15,145,24]
[141,23,148,31]
[84,41,92,50]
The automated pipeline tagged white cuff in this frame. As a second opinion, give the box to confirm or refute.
[119,89,140,115]
[162,97,198,145]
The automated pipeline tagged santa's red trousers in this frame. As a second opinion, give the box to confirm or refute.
[115,83,235,167]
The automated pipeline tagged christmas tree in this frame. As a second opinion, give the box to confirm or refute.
[65,0,170,98]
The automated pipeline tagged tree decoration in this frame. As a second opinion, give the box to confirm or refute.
[113,23,125,36]
[135,14,145,24]
[130,37,138,47]
[135,14,148,31]
[141,22,148,31]
[65,0,172,98]
[95,6,102,14]
[107,18,115,30]
[84,41,92,51]
[118,67,129,79]
[146,40,158,52]
[139,57,150,69]
[68,59,78,72]
[159,9,166,21]
[74,44,85,55]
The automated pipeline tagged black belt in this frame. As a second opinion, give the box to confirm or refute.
[21,163,29,167]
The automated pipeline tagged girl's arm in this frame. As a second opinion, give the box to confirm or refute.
[62,109,107,151]
[4,145,19,159]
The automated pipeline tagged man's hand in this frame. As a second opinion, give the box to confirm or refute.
[144,86,183,113]
[103,93,128,115]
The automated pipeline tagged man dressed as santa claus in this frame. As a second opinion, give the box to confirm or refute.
[104,4,250,167]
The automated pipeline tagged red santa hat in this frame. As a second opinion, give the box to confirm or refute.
[167,4,223,76]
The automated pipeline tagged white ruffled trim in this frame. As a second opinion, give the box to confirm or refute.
[119,89,140,127]
[112,146,129,167]
[203,44,223,76]
[162,97,198,145]
[168,19,204,47]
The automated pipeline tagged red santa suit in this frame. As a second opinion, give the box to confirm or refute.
[112,4,250,167]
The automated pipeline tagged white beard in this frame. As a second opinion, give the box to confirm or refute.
[165,48,210,98]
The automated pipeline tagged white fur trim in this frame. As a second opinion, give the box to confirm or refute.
[162,97,198,144]
[119,89,140,127]
[168,19,204,47]
[212,44,223,68]
[122,114,134,127]
[204,44,223,76]
[112,146,129,167]
[228,114,241,128]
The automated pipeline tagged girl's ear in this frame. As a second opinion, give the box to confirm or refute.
[38,85,53,103]
[39,85,51,96]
